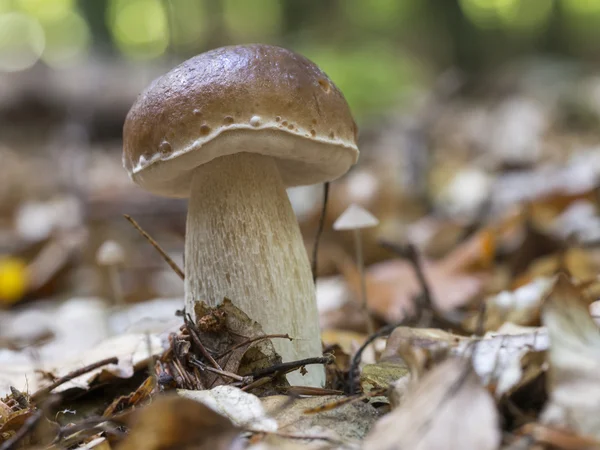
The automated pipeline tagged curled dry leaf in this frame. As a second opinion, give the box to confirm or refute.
[333,230,491,323]
[541,274,600,437]
[193,299,284,387]
[116,394,242,450]
[466,277,553,331]
[177,385,277,432]
[261,394,379,446]
[363,357,500,450]
[381,326,548,397]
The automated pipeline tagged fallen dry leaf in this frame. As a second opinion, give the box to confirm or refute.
[541,274,600,438]
[336,251,486,323]
[381,326,548,397]
[116,394,241,450]
[261,394,379,446]
[178,385,277,432]
[363,357,500,450]
[193,299,284,388]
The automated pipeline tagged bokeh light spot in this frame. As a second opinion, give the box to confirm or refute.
[41,9,90,67]
[0,12,45,72]
[108,0,169,60]
[223,0,281,40]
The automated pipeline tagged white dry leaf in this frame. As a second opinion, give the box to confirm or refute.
[466,327,548,396]
[382,326,548,396]
[363,357,500,450]
[76,437,111,449]
[488,277,553,315]
[178,386,277,432]
[261,395,378,446]
[2,332,164,396]
[541,274,600,437]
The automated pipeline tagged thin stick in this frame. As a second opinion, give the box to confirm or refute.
[184,315,222,370]
[189,356,248,382]
[248,430,344,446]
[354,228,375,337]
[250,354,334,379]
[216,333,291,359]
[348,323,402,395]
[311,182,330,284]
[30,357,118,402]
[123,214,184,280]
[379,240,460,330]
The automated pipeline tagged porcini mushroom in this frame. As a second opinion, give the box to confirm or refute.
[122,44,358,387]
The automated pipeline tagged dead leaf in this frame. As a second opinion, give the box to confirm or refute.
[359,361,409,394]
[177,386,277,432]
[381,326,548,397]
[541,274,600,437]
[261,395,379,445]
[363,357,500,450]
[103,376,155,417]
[193,300,284,389]
[116,394,241,450]
[516,423,600,450]
[335,250,486,323]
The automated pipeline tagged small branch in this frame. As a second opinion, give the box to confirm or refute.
[216,333,292,359]
[311,182,330,284]
[30,357,118,402]
[183,314,221,370]
[303,387,388,414]
[248,430,345,446]
[347,323,403,394]
[379,240,459,330]
[123,214,184,280]
[189,356,248,383]
[250,354,334,380]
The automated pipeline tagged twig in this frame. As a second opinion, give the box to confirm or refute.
[241,375,274,391]
[347,323,403,395]
[189,356,248,383]
[249,430,345,446]
[379,240,459,330]
[250,354,334,380]
[183,314,221,370]
[30,357,118,402]
[216,333,292,359]
[303,387,387,414]
[311,182,330,284]
[123,214,184,280]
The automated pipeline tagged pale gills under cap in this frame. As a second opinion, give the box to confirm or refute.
[123,44,359,198]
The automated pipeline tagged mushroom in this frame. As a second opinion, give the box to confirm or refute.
[333,204,379,335]
[122,44,358,387]
[96,239,125,306]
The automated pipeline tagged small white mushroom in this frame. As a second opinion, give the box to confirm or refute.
[96,240,125,306]
[333,204,379,334]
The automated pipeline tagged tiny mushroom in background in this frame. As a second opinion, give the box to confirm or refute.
[122,44,359,387]
[96,239,125,306]
[333,204,379,334]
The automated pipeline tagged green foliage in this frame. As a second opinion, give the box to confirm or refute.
[301,44,423,118]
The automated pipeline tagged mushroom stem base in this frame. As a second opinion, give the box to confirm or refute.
[185,152,325,387]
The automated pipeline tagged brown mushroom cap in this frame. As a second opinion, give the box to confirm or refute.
[123,44,359,198]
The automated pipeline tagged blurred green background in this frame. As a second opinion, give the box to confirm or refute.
[2,0,600,120]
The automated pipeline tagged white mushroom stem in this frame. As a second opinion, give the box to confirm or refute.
[352,228,375,337]
[185,152,325,387]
